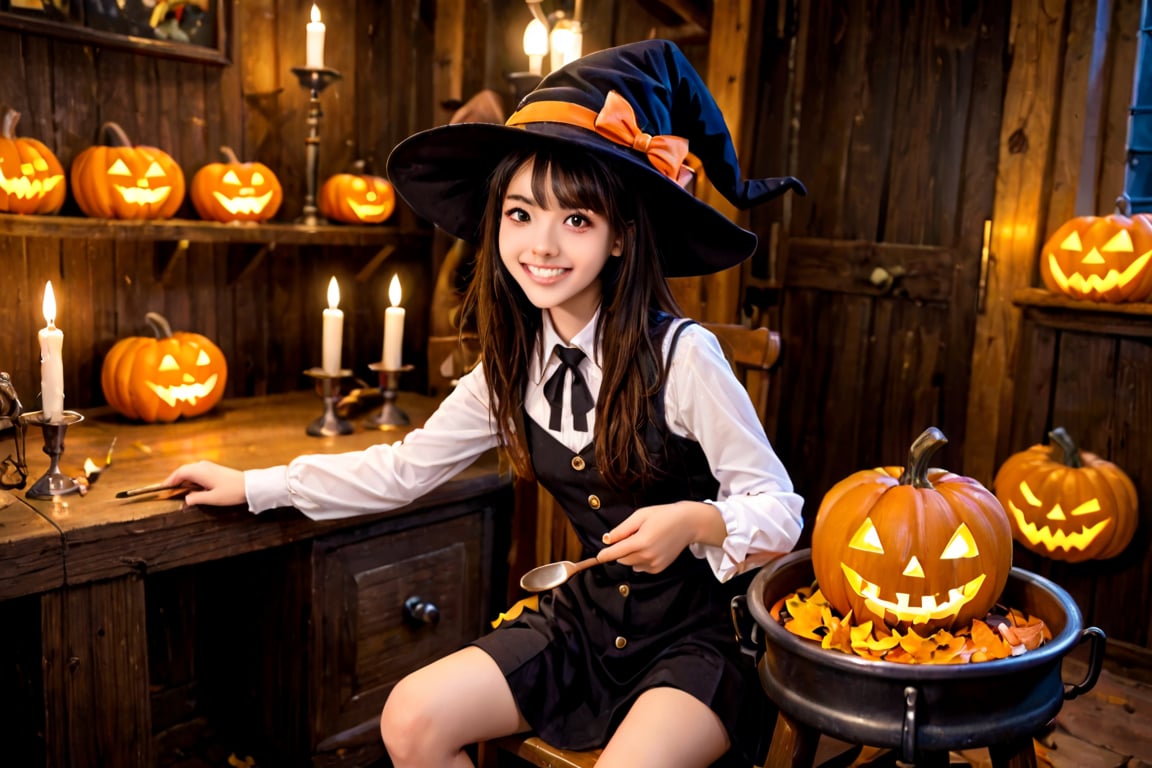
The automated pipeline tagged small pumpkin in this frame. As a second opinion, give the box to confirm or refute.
[993,427,1138,562]
[0,107,66,215]
[811,427,1013,633]
[71,122,185,219]
[191,146,282,223]
[318,164,395,224]
[101,312,227,423]
[1038,213,1152,302]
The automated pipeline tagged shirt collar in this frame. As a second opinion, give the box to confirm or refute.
[532,309,602,385]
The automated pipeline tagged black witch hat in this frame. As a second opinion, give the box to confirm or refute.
[387,39,804,277]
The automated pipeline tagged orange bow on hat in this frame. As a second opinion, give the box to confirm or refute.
[507,90,694,188]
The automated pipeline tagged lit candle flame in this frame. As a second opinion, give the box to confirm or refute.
[311,4,321,23]
[43,280,57,326]
[388,274,402,307]
[327,276,340,309]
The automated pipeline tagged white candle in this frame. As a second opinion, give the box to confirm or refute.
[382,274,405,370]
[39,280,64,422]
[322,276,343,375]
[306,4,326,69]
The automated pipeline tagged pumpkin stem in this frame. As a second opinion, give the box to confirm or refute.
[1,107,19,140]
[898,427,948,489]
[145,312,174,339]
[220,146,241,164]
[1048,427,1084,468]
[102,122,134,147]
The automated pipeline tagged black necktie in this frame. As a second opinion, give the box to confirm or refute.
[543,345,594,432]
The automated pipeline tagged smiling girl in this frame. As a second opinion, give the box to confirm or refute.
[164,39,806,768]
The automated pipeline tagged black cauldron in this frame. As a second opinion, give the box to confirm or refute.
[734,549,1105,763]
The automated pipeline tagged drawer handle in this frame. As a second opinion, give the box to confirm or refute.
[404,595,441,626]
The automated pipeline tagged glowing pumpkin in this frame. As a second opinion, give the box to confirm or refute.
[318,169,395,224]
[811,427,1013,633]
[993,427,1138,562]
[101,312,227,423]
[1039,213,1152,302]
[71,122,185,219]
[191,146,282,223]
[0,107,66,215]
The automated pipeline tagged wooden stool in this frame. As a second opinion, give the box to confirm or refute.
[481,736,601,767]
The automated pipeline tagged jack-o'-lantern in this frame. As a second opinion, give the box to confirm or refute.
[1039,213,1152,302]
[993,427,1138,562]
[0,107,66,215]
[101,312,227,423]
[318,166,395,224]
[812,427,1013,633]
[71,122,185,219]
[190,146,282,223]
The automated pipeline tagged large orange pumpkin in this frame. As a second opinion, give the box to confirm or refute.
[811,427,1013,633]
[0,107,66,215]
[993,427,1138,562]
[191,146,282,223]
[318,168,395,224]
[101,312,227,422]
[71,122,185,219]
[1038,213,1152,302]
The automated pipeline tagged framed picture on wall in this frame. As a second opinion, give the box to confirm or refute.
[0,0,228,65]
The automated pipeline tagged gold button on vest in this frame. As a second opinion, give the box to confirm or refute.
[618,584,630,597]
[615,636,628,649]
[571,456,585,471]
[588,494,601,509]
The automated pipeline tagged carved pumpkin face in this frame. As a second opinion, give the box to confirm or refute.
[318,172,396,224]
[1039,214,1152,302]
[71,122,185,219]
[812,428,1013,632]
[191,147,283,222]
[0,107,66,215]
[994,428,1138,562]
[101,312,227,423]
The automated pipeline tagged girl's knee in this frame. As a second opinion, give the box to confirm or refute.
[380,673,434,761]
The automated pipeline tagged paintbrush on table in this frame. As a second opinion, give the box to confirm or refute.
[115,481,195,499]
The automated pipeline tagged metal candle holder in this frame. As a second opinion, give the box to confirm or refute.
[290,66,343,226]
[304,367,354,437]
[366,362,414,430]
[19,409,84,499]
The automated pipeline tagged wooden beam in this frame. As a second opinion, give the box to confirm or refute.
[963,2,1068,484]
[700,0,754,324]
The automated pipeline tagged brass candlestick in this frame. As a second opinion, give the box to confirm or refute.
[290,66,343,226]
[304,368,354,436]
[366,362,414,430]
[20,410,84,499]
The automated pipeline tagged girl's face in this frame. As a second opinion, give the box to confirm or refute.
[498,158,622,342]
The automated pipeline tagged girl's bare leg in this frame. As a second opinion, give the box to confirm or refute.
[596,686,731,768]
[380,646,530,768]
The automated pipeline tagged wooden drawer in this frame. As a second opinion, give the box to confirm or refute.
[310,502,492,754]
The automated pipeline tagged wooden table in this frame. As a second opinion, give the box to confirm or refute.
[3,390,514,768]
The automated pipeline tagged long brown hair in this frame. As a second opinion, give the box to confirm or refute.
[459,145,683,489]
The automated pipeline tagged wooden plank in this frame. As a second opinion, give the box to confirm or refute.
[700,0,754,324]
[0,495,64,600]
[41,576,153,768]
[17,392,508,585]
[965,1,1069,486]
[785,238,956,302]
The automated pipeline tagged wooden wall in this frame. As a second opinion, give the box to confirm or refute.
[0,0,440,415]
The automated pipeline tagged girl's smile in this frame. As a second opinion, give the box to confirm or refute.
[499,158,621,341]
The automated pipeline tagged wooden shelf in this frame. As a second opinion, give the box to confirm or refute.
[0,214,425,247]
[1012,288,1152,338]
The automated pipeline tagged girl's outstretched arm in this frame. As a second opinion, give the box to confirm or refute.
[163,461,246,508]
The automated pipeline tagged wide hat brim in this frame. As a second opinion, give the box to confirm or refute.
[386,121,761,278]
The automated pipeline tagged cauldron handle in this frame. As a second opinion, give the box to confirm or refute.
[1063,626,1106,700]
[730,595,763,663]
[900,686,918,762]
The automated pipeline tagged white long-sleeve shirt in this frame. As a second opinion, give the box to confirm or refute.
[245,313,804,581]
